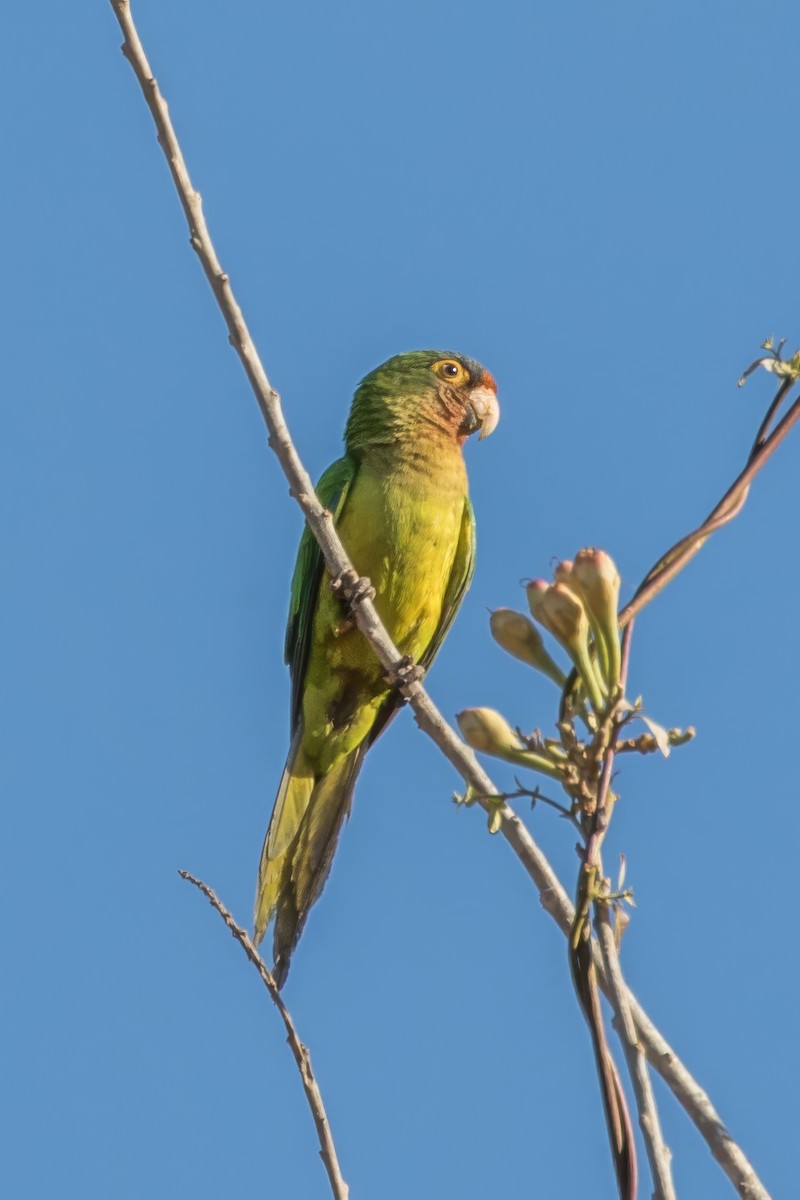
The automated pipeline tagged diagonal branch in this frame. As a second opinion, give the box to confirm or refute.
[179,871,350,1200]
[107,5,772,1197]
[620,376,800,626]
[583,625,675,1199]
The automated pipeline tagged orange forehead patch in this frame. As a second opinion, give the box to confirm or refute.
[480,368,497,392]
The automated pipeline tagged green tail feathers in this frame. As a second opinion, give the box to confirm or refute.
[254,729,365,988]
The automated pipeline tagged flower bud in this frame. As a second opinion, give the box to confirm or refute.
[526,581,606,711]
[457,707,565,779]
[457,707,524,756]
[526,580,584,647]
[572,548,620,610]
[489,608,566,687]
[571,549,622,688]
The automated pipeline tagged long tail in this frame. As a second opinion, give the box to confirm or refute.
[254,726,366,988]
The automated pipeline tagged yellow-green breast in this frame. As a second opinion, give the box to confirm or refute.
[300,454,467,771]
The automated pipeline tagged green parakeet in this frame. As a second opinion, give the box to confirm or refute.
[254,350,500,986]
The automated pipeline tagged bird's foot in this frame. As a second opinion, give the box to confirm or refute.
[330,568,376,606]
[388,655,425,688]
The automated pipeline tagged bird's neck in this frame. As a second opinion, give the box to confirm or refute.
[345,383,468,465]
[360,427,467,492]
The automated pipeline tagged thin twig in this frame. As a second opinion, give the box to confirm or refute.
[472,782,583,832]
[624,991,769,1200]
[750,376,795,455]
[570,920,638,1200]
[620,377,800,625]
[179,871,350,1200]
[569,624,660,1200]
[584,628,676,1199]
[579,629,675,1196]
[596,916,674,1199]
[108,6,773,1197]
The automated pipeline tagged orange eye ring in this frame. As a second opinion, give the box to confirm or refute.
[432,358,470,386]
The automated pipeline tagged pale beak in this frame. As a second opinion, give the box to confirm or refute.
[467,384,500,440]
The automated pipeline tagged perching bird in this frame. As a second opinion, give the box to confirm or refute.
[254,350,500,985]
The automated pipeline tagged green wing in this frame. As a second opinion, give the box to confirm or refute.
[286,475,474,743]
[366,494,476,748]
[285,455,357,732]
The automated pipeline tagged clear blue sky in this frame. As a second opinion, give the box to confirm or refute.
[3,3,798,1197]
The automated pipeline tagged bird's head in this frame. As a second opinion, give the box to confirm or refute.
[346,350,500,454]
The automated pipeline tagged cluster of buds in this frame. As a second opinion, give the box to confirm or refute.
[501,548,622,710]
[532,548,622,707]
[457,547,694,838]
[456,549,623,803]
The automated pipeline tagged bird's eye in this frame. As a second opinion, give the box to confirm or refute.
[433,359,469,384]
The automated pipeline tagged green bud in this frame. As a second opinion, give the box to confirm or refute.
[526,580,606,711]
[489,608,567,687]
[572,548,620,609]
[526,579,584,650]
[552,557,607,665]
[571,549,622,689]
[456,707,566,780]
[457,707,525,755]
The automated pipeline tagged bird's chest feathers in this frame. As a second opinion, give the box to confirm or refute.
[335,465,464,656]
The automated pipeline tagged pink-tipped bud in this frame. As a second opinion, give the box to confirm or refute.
[526,580,606,710]
[525,579,551,617]
[489,608,566,686]
[571,548,622,688]
[527,580,587,649]
[573,549,620,607]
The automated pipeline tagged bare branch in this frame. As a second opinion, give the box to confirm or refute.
[589,627,674,1199]
[624,991,769,1199]
[620,376,800,626]
[597,914,675,1199]
[179,871,350,1200]
[107,5,772,1196]
[566,622,674,1199]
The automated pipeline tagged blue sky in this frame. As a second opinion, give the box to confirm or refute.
[3,3,798,1196]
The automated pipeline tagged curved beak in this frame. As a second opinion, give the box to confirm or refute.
[465,384,500,440]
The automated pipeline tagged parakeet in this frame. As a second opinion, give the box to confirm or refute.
[254,350,500,986]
